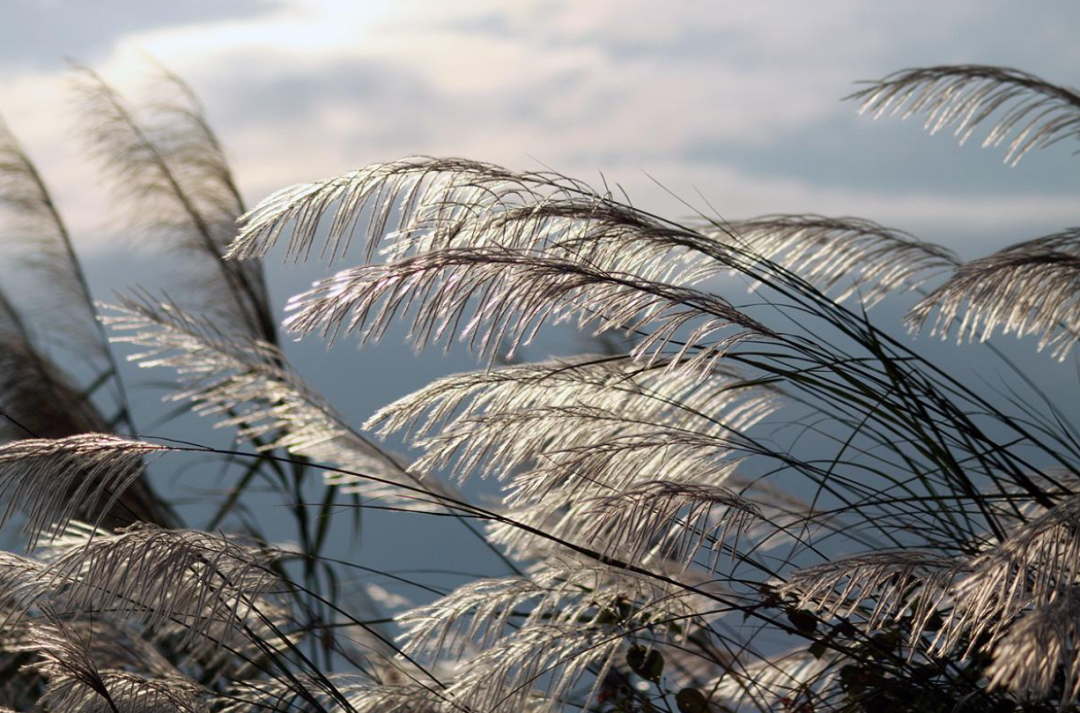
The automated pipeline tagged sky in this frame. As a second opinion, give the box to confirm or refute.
[2,0,1080,583]
[2,0,1080,257]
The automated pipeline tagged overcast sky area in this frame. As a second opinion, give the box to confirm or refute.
[2,0,1080,259]
[2,2,1080,569]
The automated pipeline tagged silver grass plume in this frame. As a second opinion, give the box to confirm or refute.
[779,550,967,642]
[103,295,390,470]
[907,228,1080,360]
[0,131,175,529]
[38,523,283,649]
[15,615,209,713]
[369,357,774,510]
[710,648,841,711]
[0,606,182,701]
[229,156,751,297]
[500,426,747,506]
[0,116,108,357]
[0,612,179,679]
[446,623,621,713]
[582,481,761,572]
[850,64,1080,166]
[782,498,1080,702]
[367,355,778,567]
[72,64,273,340]
[179,599,302,680]
[228,156,598,264]
[397,576,546,661]
[222,675,447,713]
[40,672,209,713]
[103,293,461,511]
[984,586,1080,704]
[413,404,747,491]
[398,556,699,663]
[718,214,960,307]
[366,356,658,442]
[490,472,816,568]
[398,197,734,287]
[0,434,165,549]
[934,493,1080,656]
[0,291,106,441]
[0,551,48,613]
[0,290,175,530]
[367,355,775,447]
[284,247,773,371]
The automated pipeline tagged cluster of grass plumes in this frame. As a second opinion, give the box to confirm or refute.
[0,60,1078,712]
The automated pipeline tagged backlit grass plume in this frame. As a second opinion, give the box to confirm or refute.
[1,60,1080,713]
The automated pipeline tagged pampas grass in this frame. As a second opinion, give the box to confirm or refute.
[0,60,1078,712]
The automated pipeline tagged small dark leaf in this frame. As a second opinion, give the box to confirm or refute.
[676,688,709,713]
[807,639,829,659]
[627,645,664,682]
[786,609,818,635]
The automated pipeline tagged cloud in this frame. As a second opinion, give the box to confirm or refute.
[0,0,281,69]
[0,0,1076,255]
